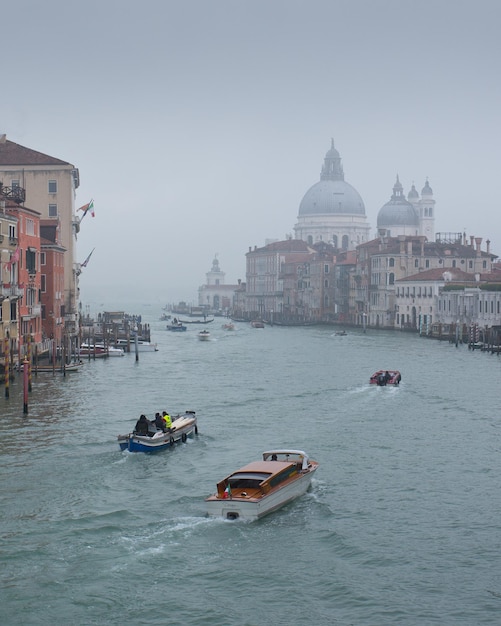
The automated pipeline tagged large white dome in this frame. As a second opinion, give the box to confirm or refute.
[299,179,366,216]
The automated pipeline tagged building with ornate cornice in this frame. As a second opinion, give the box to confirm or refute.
[294,140,371,250]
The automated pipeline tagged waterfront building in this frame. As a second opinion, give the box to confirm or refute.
[245,239,311,321]
[294,140,371,250]
[0,196,22,369]
[40,220,66,357]
[0,135,80,340]
[354,233,496,329]
[5,199,43,352]
[281,242,338,323]
[395,267,501,334]
[198,255,240,314]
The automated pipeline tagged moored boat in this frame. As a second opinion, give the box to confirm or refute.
[115,338,159,351]
[370,370,401,386]
[80,342,124,357]
[118,411,198,453]
[205,449,319,521]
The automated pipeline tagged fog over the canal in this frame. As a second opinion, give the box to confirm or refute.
[2,0,501,307]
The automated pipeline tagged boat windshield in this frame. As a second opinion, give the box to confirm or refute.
[228,472,270,488]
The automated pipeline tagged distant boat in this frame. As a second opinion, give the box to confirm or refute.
[198,330,211,341]
[179,317,214,324]
[369,370,401,386]
[222,322,235,331]
[166,322,187,332]
[250,320,265,328]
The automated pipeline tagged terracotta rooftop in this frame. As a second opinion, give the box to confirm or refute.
[0,138,72,167]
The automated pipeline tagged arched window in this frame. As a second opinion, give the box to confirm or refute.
[389,258,395,267]
[389,273,395,285]
[342,235,349,249]
[307,235,313,245]
[332,235,338,248]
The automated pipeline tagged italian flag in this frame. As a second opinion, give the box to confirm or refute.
[223,484,231,499]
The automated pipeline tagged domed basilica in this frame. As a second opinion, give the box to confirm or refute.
[294,140,371,250]
[294,140,436,248]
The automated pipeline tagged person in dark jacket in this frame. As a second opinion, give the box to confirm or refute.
[135,414,150,435]
[154,412,166,432]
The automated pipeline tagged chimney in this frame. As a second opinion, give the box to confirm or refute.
[0,134,6,143]
[475,237,482,255]
[486,239,490,254]
[470,235,474,247]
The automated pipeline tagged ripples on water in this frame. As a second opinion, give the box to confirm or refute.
[1,317,501,625]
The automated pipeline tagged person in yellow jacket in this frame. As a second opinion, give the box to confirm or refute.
[162,411,172,430]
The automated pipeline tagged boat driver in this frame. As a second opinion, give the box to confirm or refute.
[162,411,172,431]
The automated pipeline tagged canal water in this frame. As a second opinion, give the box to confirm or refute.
[1,314,500,625]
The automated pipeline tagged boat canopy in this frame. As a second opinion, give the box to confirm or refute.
[262,450,310,469]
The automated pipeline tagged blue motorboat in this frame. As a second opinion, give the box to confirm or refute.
[166,322,187,331]
[118,411,198,452]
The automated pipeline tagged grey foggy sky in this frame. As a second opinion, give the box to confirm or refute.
[2,0,501,309]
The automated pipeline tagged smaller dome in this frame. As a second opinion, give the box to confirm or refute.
[377,177,419,227]
[421,180,433,195]
[407,184,419,200]
[378,202,419,227]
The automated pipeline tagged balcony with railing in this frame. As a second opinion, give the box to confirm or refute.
[1,284,24,299]
[0,183,26,204]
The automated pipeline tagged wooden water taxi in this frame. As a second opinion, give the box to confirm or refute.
[205,449,319,521]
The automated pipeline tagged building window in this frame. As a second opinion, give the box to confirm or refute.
[26,218,35,236]
[41,252,46,266]
[324,279,329,288]
[389,273,395,285]
[41,275,46,292]
[389,258,395,267]
[11,179,19,188]
[483,261,487,269]
[342,235,349,249]
[307,235,313,245]
[9,224,16,239]
[332,235,338,248]
[469,260,473,269]
[48,180,57,193]
[415,259,419,268]
[324,264,329,274]
[26,249,36,274]
[49,204,58,217]
[425,259,430,268]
